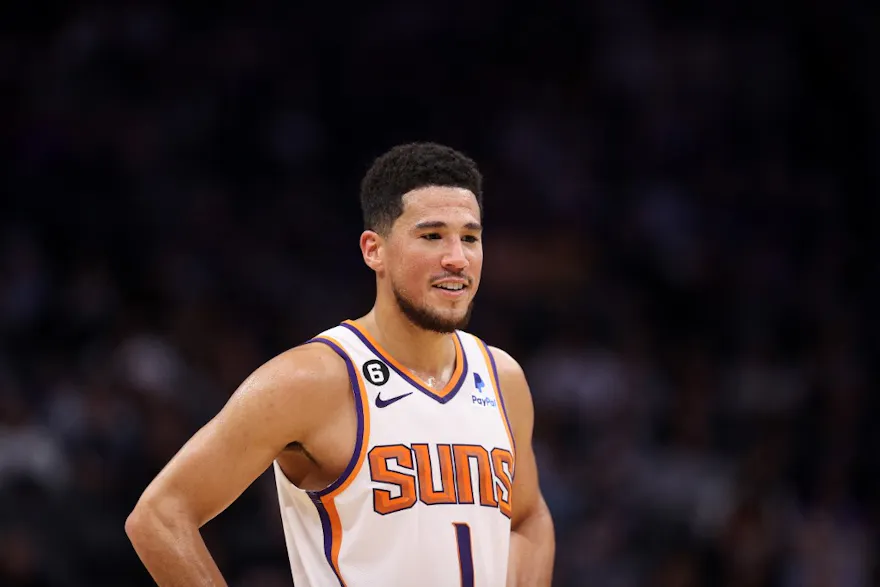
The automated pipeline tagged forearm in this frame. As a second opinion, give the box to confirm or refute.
[507,499,555,587]
[126,504,227,587]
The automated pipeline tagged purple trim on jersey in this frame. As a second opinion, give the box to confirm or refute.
[305,337,365,497]
[481,341,517,457]
[309,496,345,587]
[339,322,469,404]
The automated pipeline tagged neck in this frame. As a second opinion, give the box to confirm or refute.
[357,296,457,380]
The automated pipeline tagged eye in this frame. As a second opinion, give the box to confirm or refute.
[421,233,442,240]
[462,235,480,243]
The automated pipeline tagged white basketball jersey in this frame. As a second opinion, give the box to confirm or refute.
[273,320,516,587]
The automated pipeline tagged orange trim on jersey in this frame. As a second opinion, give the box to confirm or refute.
[342,320,465,399]
[311,334,371,500]
[475,340,516,461]
[305,334,372,587]
[320,496,347,586]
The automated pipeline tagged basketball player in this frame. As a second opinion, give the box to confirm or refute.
[125,143,555,586]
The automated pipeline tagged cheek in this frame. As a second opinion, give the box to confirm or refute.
[388,250,431,289]
[469,249,484,274]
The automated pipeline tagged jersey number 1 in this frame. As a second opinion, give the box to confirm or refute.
[453,523,475,587]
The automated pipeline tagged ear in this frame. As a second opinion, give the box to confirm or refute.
[360,230,385,274]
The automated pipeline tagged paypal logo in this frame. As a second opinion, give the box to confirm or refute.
[471,373,496,407]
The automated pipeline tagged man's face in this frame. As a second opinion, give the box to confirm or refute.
[380,186,483,333]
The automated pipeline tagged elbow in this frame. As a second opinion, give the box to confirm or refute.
[125,493,171,543]
[125,502,153,544]
[125,492,198,545]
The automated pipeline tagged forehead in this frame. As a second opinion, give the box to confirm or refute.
[397,186,481,225]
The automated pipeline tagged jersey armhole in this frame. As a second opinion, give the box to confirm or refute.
[297,336,371,499]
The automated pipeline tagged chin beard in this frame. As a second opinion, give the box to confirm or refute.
[393,286,474,334]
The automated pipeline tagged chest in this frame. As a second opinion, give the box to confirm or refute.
[366,375,509,446]
[358,373,514,515]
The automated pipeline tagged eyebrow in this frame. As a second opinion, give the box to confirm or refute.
[414,221,483,231]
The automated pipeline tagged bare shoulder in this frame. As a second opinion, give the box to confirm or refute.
[222,341,352,440]
[260,342,350,391]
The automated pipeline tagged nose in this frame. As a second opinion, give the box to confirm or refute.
[441,239,469,273]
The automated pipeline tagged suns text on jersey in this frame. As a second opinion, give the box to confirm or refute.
[368,443,514,518]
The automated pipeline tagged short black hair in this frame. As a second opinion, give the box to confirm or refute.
[360,142,483,234]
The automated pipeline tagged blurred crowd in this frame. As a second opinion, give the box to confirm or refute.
[1,3,877,587]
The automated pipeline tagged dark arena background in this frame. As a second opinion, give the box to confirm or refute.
[1,3,877,586]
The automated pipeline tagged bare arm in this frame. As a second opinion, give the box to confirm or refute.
[125,344,347,586]
[492,346,556,587]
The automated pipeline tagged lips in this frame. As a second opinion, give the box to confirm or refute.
[433,283,467,291]
[431,277,470,290]
[432,281,468,299]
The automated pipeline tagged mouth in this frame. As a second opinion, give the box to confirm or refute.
[432,282,469,298]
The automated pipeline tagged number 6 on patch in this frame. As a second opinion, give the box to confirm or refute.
[453,522,474,587]
[362,359,390,385]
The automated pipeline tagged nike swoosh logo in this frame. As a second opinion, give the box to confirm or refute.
[375,391,413,408]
